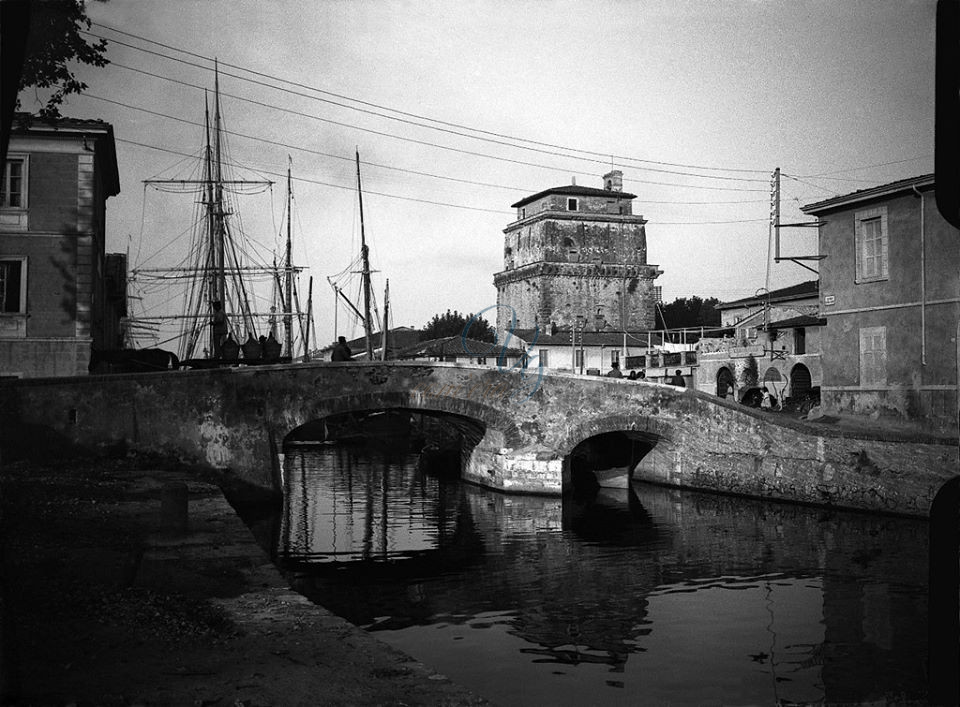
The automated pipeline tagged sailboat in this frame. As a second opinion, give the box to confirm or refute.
[326,150,391,361]
[126,65,313,366]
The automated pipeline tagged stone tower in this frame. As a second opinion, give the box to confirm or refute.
[493,170,662,334]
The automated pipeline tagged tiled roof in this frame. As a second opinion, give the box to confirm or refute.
[801,174,934,214]
[396,336,525,359]
[718,280,819,310]
[11,112,114,133]
[322,327,419,353]
[511,185,637,209]
[763,314,825,329]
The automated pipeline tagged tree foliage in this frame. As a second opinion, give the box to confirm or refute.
[655,296,721,330]
[17,0,109,120]
[420,309,496,343]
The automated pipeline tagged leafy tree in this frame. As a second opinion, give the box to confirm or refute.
[655,296,721,330]
[13,0,109,120]
[420,309,496,343]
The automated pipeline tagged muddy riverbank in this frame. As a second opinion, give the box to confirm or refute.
[0,453,490,706]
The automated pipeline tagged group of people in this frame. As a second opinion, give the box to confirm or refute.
[209,301,283,361]
[605,362,686,387]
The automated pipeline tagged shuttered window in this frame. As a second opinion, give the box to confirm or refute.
[859,326,887,386]
[855,207,888,282]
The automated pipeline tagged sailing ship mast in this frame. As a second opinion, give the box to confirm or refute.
[285,157,294,357]
[132,61,313,361]
[355,150,374,360]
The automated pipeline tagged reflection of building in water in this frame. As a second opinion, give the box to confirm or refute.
[820,516,928,703]
[280,447,461,562]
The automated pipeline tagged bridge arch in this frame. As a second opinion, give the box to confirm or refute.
[716,366,735,398]
[555,413,678,491]
[789,363,812,398]
[275,390,523,449]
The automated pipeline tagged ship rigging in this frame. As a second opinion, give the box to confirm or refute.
[126,65,313,362]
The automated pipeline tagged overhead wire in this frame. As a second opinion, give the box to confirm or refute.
[88,23,771,180]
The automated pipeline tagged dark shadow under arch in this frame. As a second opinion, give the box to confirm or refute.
[789,363,812,398]
[716,367,735,398]
[278,391,523,450]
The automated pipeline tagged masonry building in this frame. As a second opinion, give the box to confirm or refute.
[1,116,122,377]
[801,174,959,428]
[493,170,662,338]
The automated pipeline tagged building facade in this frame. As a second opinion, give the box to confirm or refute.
[493,170,662,335]
[801,174,959,427]
[1,116,121,377]
[695,280,823,405]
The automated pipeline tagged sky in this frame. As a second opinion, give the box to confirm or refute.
[21,0,937,350]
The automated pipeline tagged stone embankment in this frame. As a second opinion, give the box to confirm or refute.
[0,454,490,706]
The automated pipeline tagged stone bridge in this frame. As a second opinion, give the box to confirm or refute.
[2,361,956,516]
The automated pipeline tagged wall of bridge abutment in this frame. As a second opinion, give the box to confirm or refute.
[1,361,958,516]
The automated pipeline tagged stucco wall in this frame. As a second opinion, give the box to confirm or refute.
[817,189,959,426]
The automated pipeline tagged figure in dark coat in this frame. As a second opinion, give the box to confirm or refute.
[331,336,352,361]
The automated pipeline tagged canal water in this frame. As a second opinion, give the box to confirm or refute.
[270,443,929,706]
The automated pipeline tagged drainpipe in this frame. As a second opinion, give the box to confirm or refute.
[912,186,926,366]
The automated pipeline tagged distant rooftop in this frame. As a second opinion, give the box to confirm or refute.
[11,112,115,133]
[718,280,819,310]
[801,174,934,214]
[511,185,637,209]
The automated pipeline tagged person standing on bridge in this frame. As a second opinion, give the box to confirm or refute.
[606,362,623,378]
[331,336,352,361]
[668,369,686,387]
[211,301,228,359]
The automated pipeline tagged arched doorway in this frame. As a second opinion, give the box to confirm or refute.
[790,363,812,398]
[716,367,735,398]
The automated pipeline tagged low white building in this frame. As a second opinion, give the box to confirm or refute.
[695,281,823,408]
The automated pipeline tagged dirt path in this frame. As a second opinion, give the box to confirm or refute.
[0,455,491,706]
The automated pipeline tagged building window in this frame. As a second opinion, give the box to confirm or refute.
[1,158,26,208]
[521,207,526,219]
[538,350,548,368]
[859,326,886,386]
[0,258,26,313]
[574,349,583,370]
[855,206,888,282]
[795,327,806,355]
[611,350,620,366]
[567,197,579,211]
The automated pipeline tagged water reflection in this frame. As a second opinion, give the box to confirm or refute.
[272,444,929,706]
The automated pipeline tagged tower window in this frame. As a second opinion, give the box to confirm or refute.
[567,198,579,211]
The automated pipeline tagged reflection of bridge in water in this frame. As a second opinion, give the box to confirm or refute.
[269,445,928,704]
